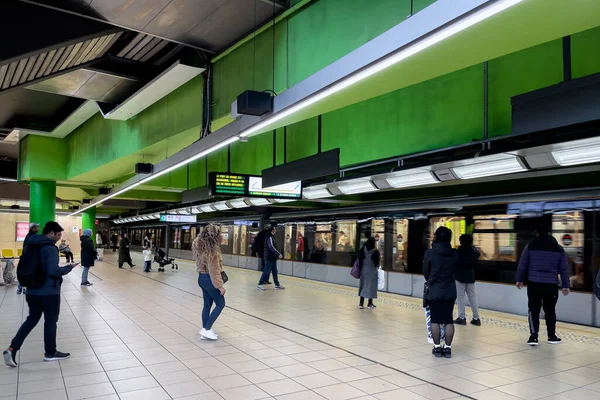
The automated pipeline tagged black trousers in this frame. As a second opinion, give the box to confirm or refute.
[10,294,61,355]
[527,282,559,337]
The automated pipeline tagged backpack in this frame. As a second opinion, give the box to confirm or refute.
[17,242,53,289]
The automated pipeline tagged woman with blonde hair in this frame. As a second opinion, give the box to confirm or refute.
[193,224,226,340]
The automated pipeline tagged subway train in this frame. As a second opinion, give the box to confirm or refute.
[112,190,600,327]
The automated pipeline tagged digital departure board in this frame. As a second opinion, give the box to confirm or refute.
[209,172,302,199]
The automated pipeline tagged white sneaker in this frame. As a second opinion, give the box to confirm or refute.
[427,337,434,344]
[257,285,265,291]
[200,329,218,341]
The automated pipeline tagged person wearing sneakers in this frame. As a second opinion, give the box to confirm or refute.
[423,226,458,359]
[4,222,75,367]
[257,225,285,291]
[79,229,97,287]
[516,225,570,346]
[193,224,226,341]
[454,234,481,326]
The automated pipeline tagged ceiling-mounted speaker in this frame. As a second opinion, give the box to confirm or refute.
[237,90,272,116]
[135,163,154,174]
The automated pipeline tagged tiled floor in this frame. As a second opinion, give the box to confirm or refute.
[1,253,600,400]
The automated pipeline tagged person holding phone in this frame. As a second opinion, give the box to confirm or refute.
[3,222,75,367]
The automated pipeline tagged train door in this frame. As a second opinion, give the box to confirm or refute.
[407,218,429,274]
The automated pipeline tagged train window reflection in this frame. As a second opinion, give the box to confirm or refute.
[393,219,409,272]
[430,216,464,248]
[232,226,239,255]
[284,225,293,259]
[336,221,356,252]
[315,224,332,252]
[552,212,585,290]
[473,215,517,262]
[297,225,305,261]
[220,225,230,246]
[372,219,385,253]
[240,225,247,256]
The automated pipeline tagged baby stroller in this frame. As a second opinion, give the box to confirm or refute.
[153,247,178,272]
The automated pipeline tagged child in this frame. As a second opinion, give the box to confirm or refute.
[425,306,445,344]
[143,248,152,272]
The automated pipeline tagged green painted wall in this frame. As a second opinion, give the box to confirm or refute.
[571,26,600,79]
[322,64,483,166]
[20,136,68,181]
[230,130,274,175]
[67,75,203,180]
[488,39,563,137]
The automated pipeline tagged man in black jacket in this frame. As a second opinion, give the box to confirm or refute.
[454,234,481,326]
[4,222,75,367]
[252,226,272,284]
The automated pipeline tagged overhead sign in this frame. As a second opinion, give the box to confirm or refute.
[209,172,302,199]
[16,222,29,242]
[160,214,197,223]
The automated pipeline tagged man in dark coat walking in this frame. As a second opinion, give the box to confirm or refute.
[80,229,97,286]
[118,233,135,268]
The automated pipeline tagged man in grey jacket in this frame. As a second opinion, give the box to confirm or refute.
[3,222,76,367]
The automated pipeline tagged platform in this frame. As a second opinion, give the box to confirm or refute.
[1,253,600,400]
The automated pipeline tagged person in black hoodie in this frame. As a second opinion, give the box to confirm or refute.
[423,226,459,359]
[80,229,97,287]
[454,234,481,326]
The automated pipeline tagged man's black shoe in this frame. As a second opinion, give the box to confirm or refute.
[527,335,539,346]
[454,318,467,325]
[44,351,70,361]
[470,319,481,326]
[548,335,562,345]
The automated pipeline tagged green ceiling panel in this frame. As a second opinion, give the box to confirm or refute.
[488,39,563,138]
[286,117,319,163]
[66,75,203,180]
[230,129,274,175]
[322,64,484,167]
[188,158,207,189]
[20,136,68,181]
[208,147,228,175]
[276,127,286,166]
[413,0,437,14]
[571,26,600,79]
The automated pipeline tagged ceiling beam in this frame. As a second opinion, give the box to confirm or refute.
[0,1,120,67]
[19,0,216,55]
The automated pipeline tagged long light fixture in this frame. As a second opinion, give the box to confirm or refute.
[71,0,522,216]
[69,136,239,216]
[385,171,439,188]
[451,156,527,180]
[190,207,202,214]
[552,144,600,167]
[303,185,333,199]
[336,180,377,195]
[248,198,270,206]
[0,177,17,182]
[200,204,215,213]
[213,202,231,211]
[229,199,249,208]
[239,0,522,138]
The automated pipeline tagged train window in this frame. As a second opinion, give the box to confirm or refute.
[372,219,385,254]
[393,219,409,272]
[336,222,356,252]
[297,225,305,261]
[314,224,332,252]
[430,216,464,248]
[220,225,230,246]
[171,227,181,249]
[473,215,517,262]
[552,212,585,290]
[284,225,293,259]
[240,225,247,256]
[232,226,240,255]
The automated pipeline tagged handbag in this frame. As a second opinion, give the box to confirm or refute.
[377,267,385,290]
[423,260,441,308]
[350,258,361,279]
[221,270,229,284]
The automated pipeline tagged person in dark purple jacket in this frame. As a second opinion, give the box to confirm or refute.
[516,225,570,346]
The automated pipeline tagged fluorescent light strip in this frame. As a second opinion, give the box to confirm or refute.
[200,205,215,213]
[213,202,231,211]
[70,0,522,216]
[451,157,526,179]
[69,136,239,216]
[303,186,333,199]
[0,177,17,182]
[336,180,377,195]
[240,0,523,138]
[248,198,270,206]
[386,171,438,188]
[230,199,249,208]
[552,145,600,167]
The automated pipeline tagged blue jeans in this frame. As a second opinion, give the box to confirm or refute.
[198,274,225,330]
[259,260,280,286]
[81,266,90,284]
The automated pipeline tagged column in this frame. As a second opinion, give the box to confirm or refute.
[81,207,97,245]
[29,180,56,230]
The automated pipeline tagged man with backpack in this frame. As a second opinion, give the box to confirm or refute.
[3,222,76,367]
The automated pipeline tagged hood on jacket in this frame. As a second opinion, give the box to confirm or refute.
[29,234,55,246]
[80,235,92,242]
[432,241,454,256]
